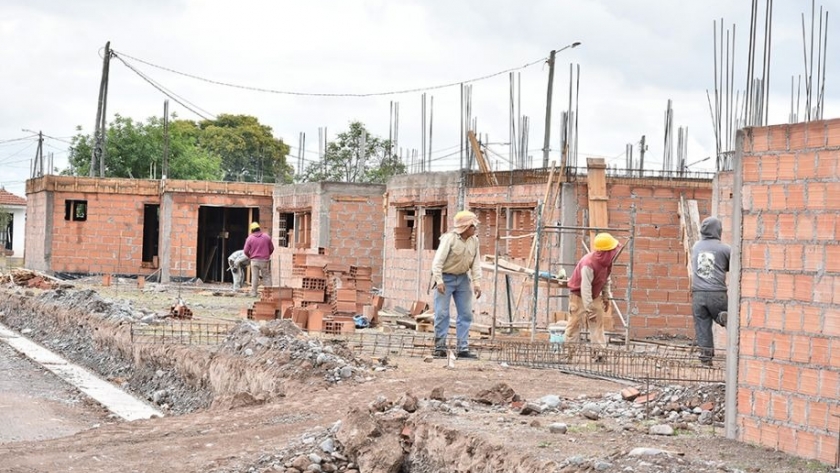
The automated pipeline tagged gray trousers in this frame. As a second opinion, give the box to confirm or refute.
[691,291,727,362]
[250,259,271,295]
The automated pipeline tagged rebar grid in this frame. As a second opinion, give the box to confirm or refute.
[130,321,237,345]
[315,331,725,385]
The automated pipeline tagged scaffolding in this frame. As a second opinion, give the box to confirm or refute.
[486,212,636,345]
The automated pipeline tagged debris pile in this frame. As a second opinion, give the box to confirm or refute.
[219,319,371,384]
[0,268,73,290]
[209,423,358,473]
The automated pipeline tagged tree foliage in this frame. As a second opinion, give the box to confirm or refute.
[64,114,292,183]
[300,121,405,184]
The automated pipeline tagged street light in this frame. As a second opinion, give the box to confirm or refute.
[685,156,711,169]
[542,41,582,168]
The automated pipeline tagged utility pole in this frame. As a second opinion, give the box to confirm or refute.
[91,41,112,177]
[33,131,44,178]
[639,135,647,176]
[541,49,557,168]
[162,100,170,179]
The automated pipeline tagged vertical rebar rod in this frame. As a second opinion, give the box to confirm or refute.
[531,201,544,342]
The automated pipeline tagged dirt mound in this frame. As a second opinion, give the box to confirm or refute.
[209,319,372,410]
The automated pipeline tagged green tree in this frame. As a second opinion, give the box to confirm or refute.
[64,115,223,181]
[300,121,405,184]
[198,114,293,183]
[63,113,292,183]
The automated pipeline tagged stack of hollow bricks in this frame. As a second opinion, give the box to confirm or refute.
[281,252,373,334]
[736,120,840,465]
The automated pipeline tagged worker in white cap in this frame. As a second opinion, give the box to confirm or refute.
[430,210,482,359]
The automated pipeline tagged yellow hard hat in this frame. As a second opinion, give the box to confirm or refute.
[593,233,619,251]
[250,222,261,231]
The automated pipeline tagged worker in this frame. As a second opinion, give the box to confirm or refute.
[243,222,274,297]
[227,249,250,291]
[565,232,621,361]
[431,210,482,359]
[690,216,730,367]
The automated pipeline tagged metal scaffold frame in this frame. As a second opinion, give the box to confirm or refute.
[486,217,636,346]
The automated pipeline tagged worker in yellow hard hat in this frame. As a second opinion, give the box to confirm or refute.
[565,233,621,361]
[243,221,274,296]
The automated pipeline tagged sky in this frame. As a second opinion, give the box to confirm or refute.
[1,0,838,199]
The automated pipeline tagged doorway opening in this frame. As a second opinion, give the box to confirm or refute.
[196,206,259,283]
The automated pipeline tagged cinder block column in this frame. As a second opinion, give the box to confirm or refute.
[159,193,173,284]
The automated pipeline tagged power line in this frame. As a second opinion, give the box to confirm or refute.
[110,47,571,98]
[0,135,37,145]
[111,53,216,120]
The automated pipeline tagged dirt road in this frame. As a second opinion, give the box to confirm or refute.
[0,341,112,445]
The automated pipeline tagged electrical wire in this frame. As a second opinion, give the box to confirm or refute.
[0,142,36,165]
[111,53,216,120]
[0,135,37,145]
[110,46,574,98]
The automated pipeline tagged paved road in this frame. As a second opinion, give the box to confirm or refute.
[0,339,111,444]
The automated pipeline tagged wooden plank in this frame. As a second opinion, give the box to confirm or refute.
[586,157,609,246]
[468,131,498,186]
[678,195,701,279]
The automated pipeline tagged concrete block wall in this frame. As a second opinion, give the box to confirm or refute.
[274,182,386,288]
[23,190,48,272]
[383,172,459,309]
[735,120,840,465]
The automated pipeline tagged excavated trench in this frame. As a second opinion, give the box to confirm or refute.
[0,286,745,473]
[0,287,573,472]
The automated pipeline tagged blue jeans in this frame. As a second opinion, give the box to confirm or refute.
[434,273,473,351]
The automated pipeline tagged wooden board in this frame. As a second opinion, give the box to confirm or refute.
[586,157,609,245]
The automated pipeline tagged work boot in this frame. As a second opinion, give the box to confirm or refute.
[456,350,478,360]
[716,311,728,327]
[433,338,446,358]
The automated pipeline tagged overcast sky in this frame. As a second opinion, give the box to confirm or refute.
[1,0,837,198]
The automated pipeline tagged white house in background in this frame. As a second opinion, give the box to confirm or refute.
[0,188,26,260]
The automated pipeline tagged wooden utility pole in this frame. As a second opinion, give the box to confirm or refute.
[91,41,112,177]
[541,49,557,168]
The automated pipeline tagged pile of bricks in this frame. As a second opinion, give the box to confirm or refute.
[243,251,379,334]
[286,252,379,334]
[246,286,293,321]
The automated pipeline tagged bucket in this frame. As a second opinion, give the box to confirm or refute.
[548,321,567,345]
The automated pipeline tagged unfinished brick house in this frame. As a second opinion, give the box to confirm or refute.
[720,118,840,464]
[25,175,273,284]
[382,165,715,339]
[272,181,386,288]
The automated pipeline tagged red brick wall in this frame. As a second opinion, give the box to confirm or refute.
[604,182,712,338]
[736,119,840,465]
[713,171,735,244]
[381,173,714,338]
[169,192,273,277]
[25,176,273,277]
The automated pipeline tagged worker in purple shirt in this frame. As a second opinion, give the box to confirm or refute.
[243,222,274,296]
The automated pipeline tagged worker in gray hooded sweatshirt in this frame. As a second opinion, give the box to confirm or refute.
[690,216,731,366]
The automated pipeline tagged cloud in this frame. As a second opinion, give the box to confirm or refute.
[1,0,837,198]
